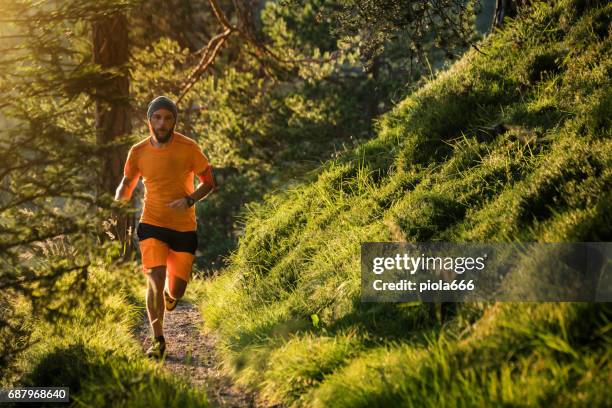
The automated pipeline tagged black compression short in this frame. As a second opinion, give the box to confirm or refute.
[136,222,198,254]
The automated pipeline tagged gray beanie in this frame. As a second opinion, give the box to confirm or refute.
[147,96,178,120]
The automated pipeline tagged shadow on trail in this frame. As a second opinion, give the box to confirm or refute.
[135,300,259,408]
[21,342,205,407]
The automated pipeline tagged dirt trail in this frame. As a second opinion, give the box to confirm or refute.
[134,300,258,407]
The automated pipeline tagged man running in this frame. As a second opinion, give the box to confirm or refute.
[114,95,216,359]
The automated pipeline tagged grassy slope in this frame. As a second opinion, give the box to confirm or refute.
[200,1,611,407]
[6,262,209,407]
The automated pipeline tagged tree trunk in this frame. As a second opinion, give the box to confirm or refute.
[492,0,522,29]
[92,12,134,257]
[367,54,381,121]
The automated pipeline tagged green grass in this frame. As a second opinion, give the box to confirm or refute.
[5,262,209,407]
[199,1,612,406]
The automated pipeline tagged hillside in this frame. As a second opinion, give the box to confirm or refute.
[199,1,612,406]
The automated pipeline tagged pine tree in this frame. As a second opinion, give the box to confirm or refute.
[0,0,138,378]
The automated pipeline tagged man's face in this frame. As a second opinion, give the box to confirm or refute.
[149,108,175,143]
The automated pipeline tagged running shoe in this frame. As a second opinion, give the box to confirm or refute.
[164,289,178,311]
[146,337,166,359]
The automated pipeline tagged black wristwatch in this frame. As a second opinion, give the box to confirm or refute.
[185,196,196,207]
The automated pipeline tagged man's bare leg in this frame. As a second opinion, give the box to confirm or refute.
[146,265,166,337]
[167,275,188,300]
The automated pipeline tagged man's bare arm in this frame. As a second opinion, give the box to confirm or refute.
[168,166,217,209]
[167,166,217,210]
[115,175,139,202]
[191,166,217,201]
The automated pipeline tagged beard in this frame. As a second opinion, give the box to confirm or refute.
[153,126,173,143]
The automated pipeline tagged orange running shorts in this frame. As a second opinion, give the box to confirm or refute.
[137,223,197,283]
